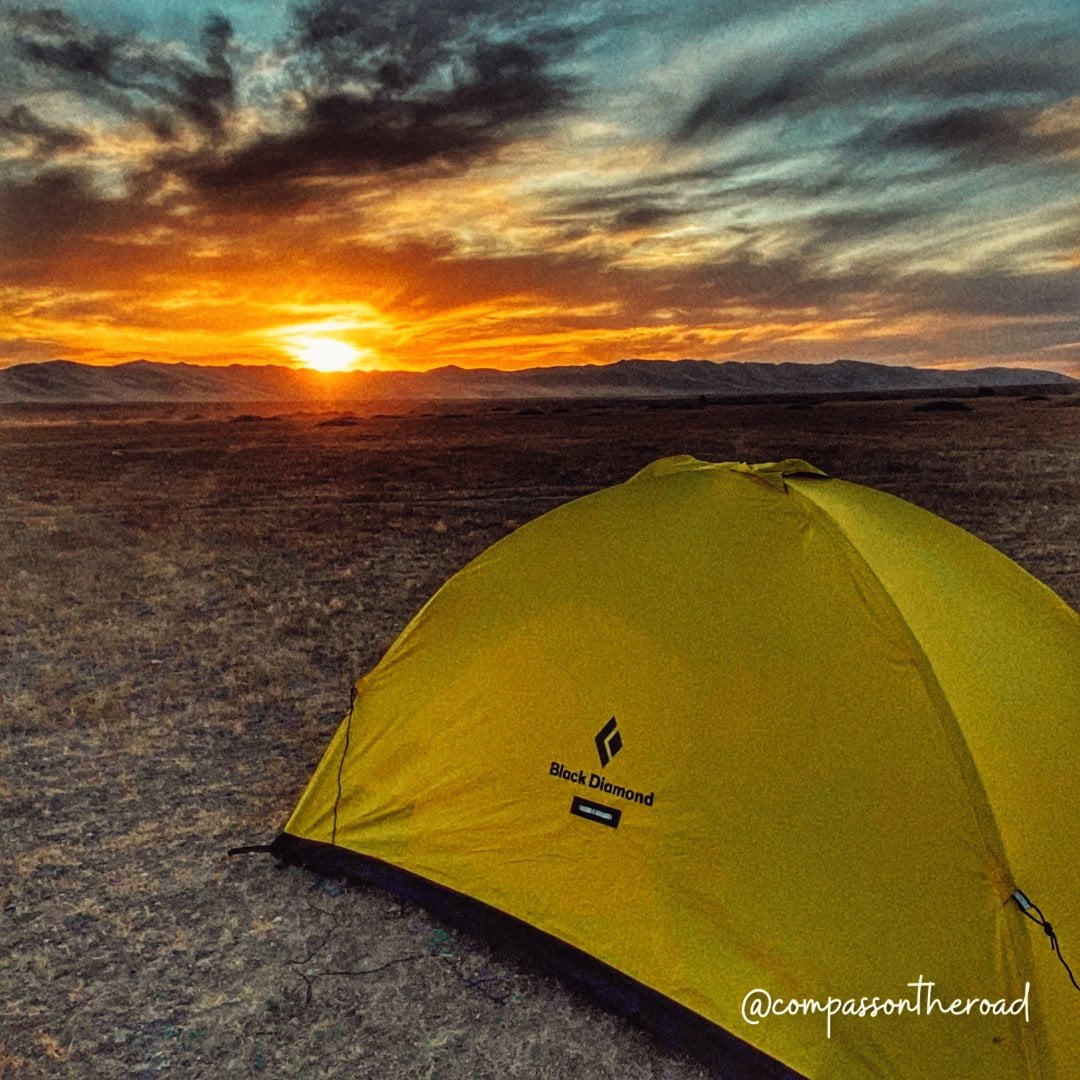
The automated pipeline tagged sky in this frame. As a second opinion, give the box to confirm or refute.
[0,0,1078,373]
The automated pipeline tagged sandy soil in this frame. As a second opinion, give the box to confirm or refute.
[3,393,1079,1078]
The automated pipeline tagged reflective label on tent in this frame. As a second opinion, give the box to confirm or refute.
[570,796,621,828]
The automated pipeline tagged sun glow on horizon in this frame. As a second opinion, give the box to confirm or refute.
[286,336,365,372]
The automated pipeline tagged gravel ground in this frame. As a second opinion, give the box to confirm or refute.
[3,392,1078,1078]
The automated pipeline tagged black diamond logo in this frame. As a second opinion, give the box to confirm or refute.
[595,716,622,769]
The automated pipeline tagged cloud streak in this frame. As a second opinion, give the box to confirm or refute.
[675,7,1080,141]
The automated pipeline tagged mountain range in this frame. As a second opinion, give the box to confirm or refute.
[0,357,1073,404]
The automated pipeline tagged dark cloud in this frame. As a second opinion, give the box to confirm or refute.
[0,167,161,260]
[10,7,235,140]
[676,8,1080,142]
[177,0,579,200]
[544,190,691,234]
[610,203,684,231]
[0,103,88,152]
[869,105,1080,164]
[801,207,933,248]
[185,38,574,197]
[2,6,80,35]
[291,0,561,87]
[176,13,235,137]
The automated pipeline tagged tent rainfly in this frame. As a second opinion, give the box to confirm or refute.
[253,457,1080,1079]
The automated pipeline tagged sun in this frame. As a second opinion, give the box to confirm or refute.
[288,336,362,372]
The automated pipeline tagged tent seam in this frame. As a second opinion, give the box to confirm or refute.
[786,483,1009,870]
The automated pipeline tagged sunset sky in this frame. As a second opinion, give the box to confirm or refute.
[1,0,1078,373]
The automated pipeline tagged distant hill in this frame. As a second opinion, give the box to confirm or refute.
[0,357,1074,404]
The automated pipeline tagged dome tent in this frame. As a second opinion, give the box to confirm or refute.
[264,457,1079,1078]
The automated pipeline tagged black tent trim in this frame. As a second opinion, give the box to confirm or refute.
[268,832,805,1080]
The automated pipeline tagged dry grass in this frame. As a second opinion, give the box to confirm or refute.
[2,393,1079,1078]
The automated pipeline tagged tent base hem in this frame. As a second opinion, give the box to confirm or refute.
[268,831,805,1080]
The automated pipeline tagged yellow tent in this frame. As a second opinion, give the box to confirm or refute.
[271,456,1079,1078]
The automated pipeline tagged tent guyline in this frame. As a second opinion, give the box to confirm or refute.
[331,685,356,848]
[1013,890,1080,993]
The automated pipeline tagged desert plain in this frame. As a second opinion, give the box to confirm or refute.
[3,390,1079,1078]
